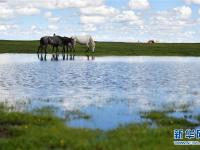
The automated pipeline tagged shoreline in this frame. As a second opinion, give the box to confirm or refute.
[0,40,200,56]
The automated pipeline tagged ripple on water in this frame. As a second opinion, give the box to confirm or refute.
[1,54,200,130]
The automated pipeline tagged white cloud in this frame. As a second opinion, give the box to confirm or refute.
[79,3,142,31]
[129,0,150,10]
[16,7,40,15]
[80,16,106,24]
[140,5,196,42]
[80,5,119,16]
[30,25,37,30]
[0,2,40,18]
[0,25,10,31]
[57,0,105,8]
[0,3,14,18]
[82,24,97,32]
[4,0,105,9]
[44,11,60,23]
[174,6,192,19]
[48,25,58,30]
[0,0,105,19]
[114,10,139,22]
[185,0,200,5]
[0,24,18,31]
[44,11,52,18]
[48,17,60,23]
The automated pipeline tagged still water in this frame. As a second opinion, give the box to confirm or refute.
[0,54,200,130]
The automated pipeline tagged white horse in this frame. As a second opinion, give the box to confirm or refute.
[72,35,95,52]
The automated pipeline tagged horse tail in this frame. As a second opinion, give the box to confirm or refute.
[37,38,43,54]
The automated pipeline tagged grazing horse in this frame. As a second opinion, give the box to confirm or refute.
[37,36,74,60]
[72,35,95,52]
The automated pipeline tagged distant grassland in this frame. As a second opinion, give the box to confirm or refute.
[0,40,200,56]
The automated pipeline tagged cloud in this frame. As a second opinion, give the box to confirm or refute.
[82,24,97,32]
[80,16,106,24]
[80,5,119,16]
[44,11,60,23]
[44,11,52,18]
[57,0,105,8]
[138,5,196,42]
[129,0,150,10]
[0,24,18,31]
[79,5,119,26]
[0,0,105,19]
[0,2,40,19]
[114,10,142,25]
[16,6,40,15]
[0,3,14,19]
[150,7,192,31]
[173,6,192,19]
[185,0,200,5]
[79,2,142,29]
[48,24,58,30]
[4,0,105,9]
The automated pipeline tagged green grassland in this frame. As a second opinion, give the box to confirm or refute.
[0,105,199,150]
[0,40,200,56]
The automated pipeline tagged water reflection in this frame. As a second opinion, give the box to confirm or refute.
[86,54,95,61]
[37,52,95,62]
[1,54,200,130]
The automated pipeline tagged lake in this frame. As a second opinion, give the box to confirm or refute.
[0,54,200,130]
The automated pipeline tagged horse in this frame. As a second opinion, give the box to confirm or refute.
[37,36,62,60]
[60,37,75,60]
[37,36,74,60]
[72,35,95,53]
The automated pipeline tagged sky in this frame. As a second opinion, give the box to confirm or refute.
[0,0,200,42]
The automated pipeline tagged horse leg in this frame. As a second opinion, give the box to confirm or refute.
[37,45,41,54]
[44,45,47,61]
[52,46,55,59]
[71,45,75,60]
[51,46,54,60]
[56,46,59,61]
[86,43,90,52]
[37,45,41,58]
[66,46,69,61]
[63,46,65,60]
[40,46,43,61]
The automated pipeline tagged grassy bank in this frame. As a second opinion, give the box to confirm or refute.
[0,40,200,56]
[0,106,199,149]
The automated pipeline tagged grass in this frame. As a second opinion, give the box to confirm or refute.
[0,105,200,150]
[0,40,200,56]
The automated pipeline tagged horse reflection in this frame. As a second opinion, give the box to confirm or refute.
[37,51,95,61]
[86,54,95,61]
[37,53,47,61]
[65,51,75,61]
[50,51,75,61]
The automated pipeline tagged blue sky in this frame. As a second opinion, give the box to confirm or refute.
[0,0,200,42]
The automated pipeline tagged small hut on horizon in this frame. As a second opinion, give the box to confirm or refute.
[147,40,155,44]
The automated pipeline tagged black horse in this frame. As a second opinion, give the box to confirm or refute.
[61,37,75,60]
[37,35,74,61]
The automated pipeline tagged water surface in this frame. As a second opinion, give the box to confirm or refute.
[0,54,200,130]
